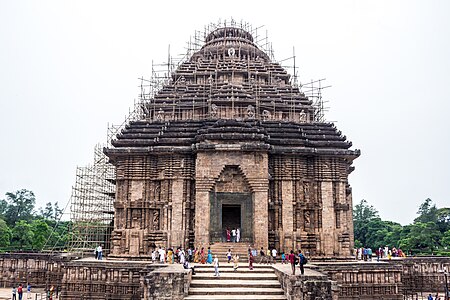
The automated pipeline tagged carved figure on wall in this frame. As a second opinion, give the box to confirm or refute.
[211,104,218,117]
[299,110,307,122]
[153,182,161,201]
[262,109,271,120]
[304,210,311,227]
[247,105,255,118]
[156,108,164,121]
[303,182,310,199]
[152,210,160,230]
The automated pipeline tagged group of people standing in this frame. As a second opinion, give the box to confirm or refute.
[11,283,32,300]
[354,246,406,261]
[225,227,240,242]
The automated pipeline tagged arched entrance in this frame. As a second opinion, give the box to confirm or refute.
[208,166,253,243]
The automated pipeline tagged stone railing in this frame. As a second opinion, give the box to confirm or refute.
[145,264,191,300]
[272,265,338,300]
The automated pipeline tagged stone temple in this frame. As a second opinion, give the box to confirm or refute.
[104,25,360,259]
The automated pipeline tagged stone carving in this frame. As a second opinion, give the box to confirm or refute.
[262,109,271,120]
[247,105,255,118]
[299,110,307,122]
[304,210,311,227]
[156,108,164,121]
[210,104,218,117]
[303,182,310,200]
[152,210,160,230]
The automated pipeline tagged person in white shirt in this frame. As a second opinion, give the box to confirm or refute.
[213,255,220,277]
[272,248,277,264]
[236,228,240,242]
[231,228,236,242]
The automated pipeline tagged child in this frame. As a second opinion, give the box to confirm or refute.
[233,254,239,272]
[281,252,286,264]
[227,249,232,263]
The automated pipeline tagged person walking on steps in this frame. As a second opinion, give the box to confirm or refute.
[298,250,307,275]
[213,255,220,277]
[289,250,296,275]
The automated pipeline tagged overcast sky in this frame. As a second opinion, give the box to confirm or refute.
[1,0,449,225]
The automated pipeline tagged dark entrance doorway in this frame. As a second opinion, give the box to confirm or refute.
[222,205,241,237]
[209,192,253,243]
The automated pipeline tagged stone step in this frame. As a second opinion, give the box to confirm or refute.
[194,264,270,269]
[185,295,287,300]
[192,273,278,280]
[194,268,275,273]
[190,279,282,288]
[188,287,285,295]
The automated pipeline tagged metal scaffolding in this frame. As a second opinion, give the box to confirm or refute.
[67,145,115,254]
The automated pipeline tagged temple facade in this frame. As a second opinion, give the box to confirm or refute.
[104,25,360,259]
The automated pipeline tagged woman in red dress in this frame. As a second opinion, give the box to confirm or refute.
[226,228,231,242]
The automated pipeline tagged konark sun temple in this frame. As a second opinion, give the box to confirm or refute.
[1,22,449,300]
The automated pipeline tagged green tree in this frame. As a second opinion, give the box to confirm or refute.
[353,199,379,247]
[11,220,34,250]
[414,198,438,224]
[442,230,450,248]
[0,219,12,248]
[39,202,54,219]
[31,219,51,250]
[3,189,36,226]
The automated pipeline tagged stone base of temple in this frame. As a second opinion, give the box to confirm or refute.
[1,253,449,299]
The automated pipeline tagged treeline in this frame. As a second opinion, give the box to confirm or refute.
[354,198,450,256]
[0,189,70,252]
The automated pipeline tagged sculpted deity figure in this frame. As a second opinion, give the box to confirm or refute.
[152,210,160,230]
[211,104,218,117]
[247,105,255,118]
[304,210,311,227]
[262,109,271,121]
[299,110,307,122]
[156,108,164,121]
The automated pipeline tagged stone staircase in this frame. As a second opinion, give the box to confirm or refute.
[185,263,287,300]
[208,242,251,262]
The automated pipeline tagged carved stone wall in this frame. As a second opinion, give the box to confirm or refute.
[110,154,195,257]
[0,253,68,289]
[269,155,354,256]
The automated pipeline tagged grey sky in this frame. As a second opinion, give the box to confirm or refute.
[1,1,449,225]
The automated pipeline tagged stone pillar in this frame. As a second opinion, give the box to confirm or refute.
[194,182,212,248]
[281,180,294,252]
[252,185,269,250]
[321,181,336,256]
[170,179,184,247]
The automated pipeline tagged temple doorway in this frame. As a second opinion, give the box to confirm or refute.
[222,205,241,239]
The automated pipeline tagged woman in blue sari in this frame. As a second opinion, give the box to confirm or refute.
[206,247,213,264]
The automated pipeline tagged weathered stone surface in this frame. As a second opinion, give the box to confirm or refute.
[145,264,191,300]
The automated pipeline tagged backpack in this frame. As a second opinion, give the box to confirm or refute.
[293,254,299,264]
[300,254,308,264]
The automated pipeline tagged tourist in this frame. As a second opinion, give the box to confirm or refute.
[194,248,199,263]
[17,284,23,300]
[97,245,103,260]
[167,248,173,264]
[248,252,254,270]
[259,247,266,264]
[281,252,286,264]
[26,283,31,300]
[435,293,440,300]
[95,246,99,259]
[159,247,166,263]
[233,254,239,272]
[227,249,232,263]
[213,255,220,277]
[151,249,156,263]
[12,286,16,300]
[226,228,231,242]
[200,247,206,264]
[236,228,240,242]
[272,248,277,264]
[207,247,213,264]
[179,248,186,264]
[289,250,296,275]
[428,294,433,300]
[183,260,195,275]
[49,285,54,300]
[267,248,272,264]
[188,247,193,262]
[231,228,236,242]
[298,250,307,275]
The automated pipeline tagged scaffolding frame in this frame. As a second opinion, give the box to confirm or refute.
[67,145,115,254]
